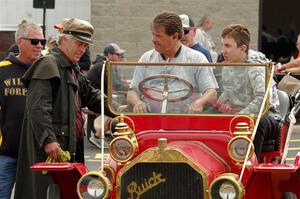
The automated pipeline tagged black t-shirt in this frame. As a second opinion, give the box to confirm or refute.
[78,47,91,71]
[86,56,108,94]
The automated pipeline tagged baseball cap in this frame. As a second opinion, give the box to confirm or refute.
[54,18,69,31]
[61,18,94,44]
[179,14,195,28]
[103,43,125,55]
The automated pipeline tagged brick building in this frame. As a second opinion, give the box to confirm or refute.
[90,0,260,61]
[1,0,299,62]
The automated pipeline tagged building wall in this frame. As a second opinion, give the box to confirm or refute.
[0,0,90,36]
[91,0,260,61]
[0,0,90,54]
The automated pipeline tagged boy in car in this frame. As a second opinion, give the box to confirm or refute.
[219,24,281,159]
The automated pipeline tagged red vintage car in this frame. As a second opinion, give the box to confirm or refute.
[32,62,300,199]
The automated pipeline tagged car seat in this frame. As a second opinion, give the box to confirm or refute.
[261,89,291,162]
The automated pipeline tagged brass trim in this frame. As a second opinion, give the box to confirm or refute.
[109,111,266,118]
[110,61,268,67]
[157,138,168,149]
[102,164,116,185]
[109,136,137,163]
[77,171,112,199]
[111,112,251,117]
[109,114,135,137]
[262,63,272,116]
[227,136,254,163]
[115,146,211,199]
[114,122,132,136]
[229,115,255,134]
[106,61,114,115]
[209,173,244,199]
[0,128,2,146]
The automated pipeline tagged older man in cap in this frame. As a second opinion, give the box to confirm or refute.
[14,18,105,199]
[54,18,92,74]
[179,14,212,62]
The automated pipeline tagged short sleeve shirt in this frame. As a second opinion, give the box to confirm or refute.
[130,45,218,113]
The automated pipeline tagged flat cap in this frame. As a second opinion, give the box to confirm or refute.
[62,18,94,44]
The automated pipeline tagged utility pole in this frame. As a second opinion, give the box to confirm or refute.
[42,8,46,37]
[33,0,55,37]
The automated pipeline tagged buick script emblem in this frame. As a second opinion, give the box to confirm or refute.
[127,171,166,199]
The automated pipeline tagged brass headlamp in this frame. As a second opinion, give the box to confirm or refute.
[228,116,255,163]
[109,115,138,163]
[77,171,112,199]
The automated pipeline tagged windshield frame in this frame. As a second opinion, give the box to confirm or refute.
[106,61,272,117]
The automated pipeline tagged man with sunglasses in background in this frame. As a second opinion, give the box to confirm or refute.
[127,11,218,113]
[179,14,212,62]
[0,19,44,199]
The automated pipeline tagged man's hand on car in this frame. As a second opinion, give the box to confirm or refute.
[133,101,150,113]
[275,63,285,73]
[44,141,61,161]
[188,100,204,113]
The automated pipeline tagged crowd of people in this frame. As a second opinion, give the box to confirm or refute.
[0,10,299,199]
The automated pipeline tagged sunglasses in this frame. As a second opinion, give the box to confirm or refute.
[115,53,124,58]
[183,28,191,35]
[22,38,47,46]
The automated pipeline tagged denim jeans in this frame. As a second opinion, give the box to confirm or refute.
[0,155,17,199]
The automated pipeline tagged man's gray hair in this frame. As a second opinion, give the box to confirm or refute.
[15,20,42,42]
[57,33,73,45]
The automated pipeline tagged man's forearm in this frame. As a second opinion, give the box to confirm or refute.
[127,89,142,106]
[286,67,300,73]
[188,88,217,113]
[197,88,217,105]
[283,58,300,72]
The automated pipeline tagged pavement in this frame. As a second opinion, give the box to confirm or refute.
[285,123,300,163]
[84,136,109,171]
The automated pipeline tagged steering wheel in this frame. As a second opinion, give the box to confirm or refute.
[138,74,194,102]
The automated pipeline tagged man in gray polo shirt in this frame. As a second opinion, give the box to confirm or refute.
[127,11,218,113]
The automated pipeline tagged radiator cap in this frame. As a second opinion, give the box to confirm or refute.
[158,138,167,149]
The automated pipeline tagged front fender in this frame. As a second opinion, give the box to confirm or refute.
[245,163,300,199]
[31,162,87,199]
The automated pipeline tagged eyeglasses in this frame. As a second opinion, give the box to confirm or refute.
[183,28,191,35]
[22,38,47,46]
